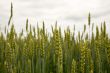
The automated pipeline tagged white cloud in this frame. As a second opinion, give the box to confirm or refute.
[0,0,110,35]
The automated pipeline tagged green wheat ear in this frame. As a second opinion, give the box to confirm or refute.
[86,48,94,73]
[103,21,106,37]
[8,2,13,26]
[83,24,86,33]
[58,43,63,73]
[81,43,87,73]
[96,26,99,39]
[71,59,76,73]
[88,12,91,26]
[40,30,45,58]
[26,18,29,32]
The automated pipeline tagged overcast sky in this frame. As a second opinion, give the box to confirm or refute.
[0,0,110,35]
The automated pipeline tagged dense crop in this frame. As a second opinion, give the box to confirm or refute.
[0,3,110,73]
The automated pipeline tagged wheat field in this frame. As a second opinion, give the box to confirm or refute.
[0,3,110,73]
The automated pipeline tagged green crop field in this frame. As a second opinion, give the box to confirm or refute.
[0,3,110,73]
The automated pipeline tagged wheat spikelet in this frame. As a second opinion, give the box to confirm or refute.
[88,12,91,26]
[26,18,29,32]
[5,43,13,73]
[71,59,76,73]
[80,43,86,73]
[58,43,63,73]
[86,48,94,73]
[40,30,45,58]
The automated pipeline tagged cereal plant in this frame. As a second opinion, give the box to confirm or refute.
[0,3,110,73]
